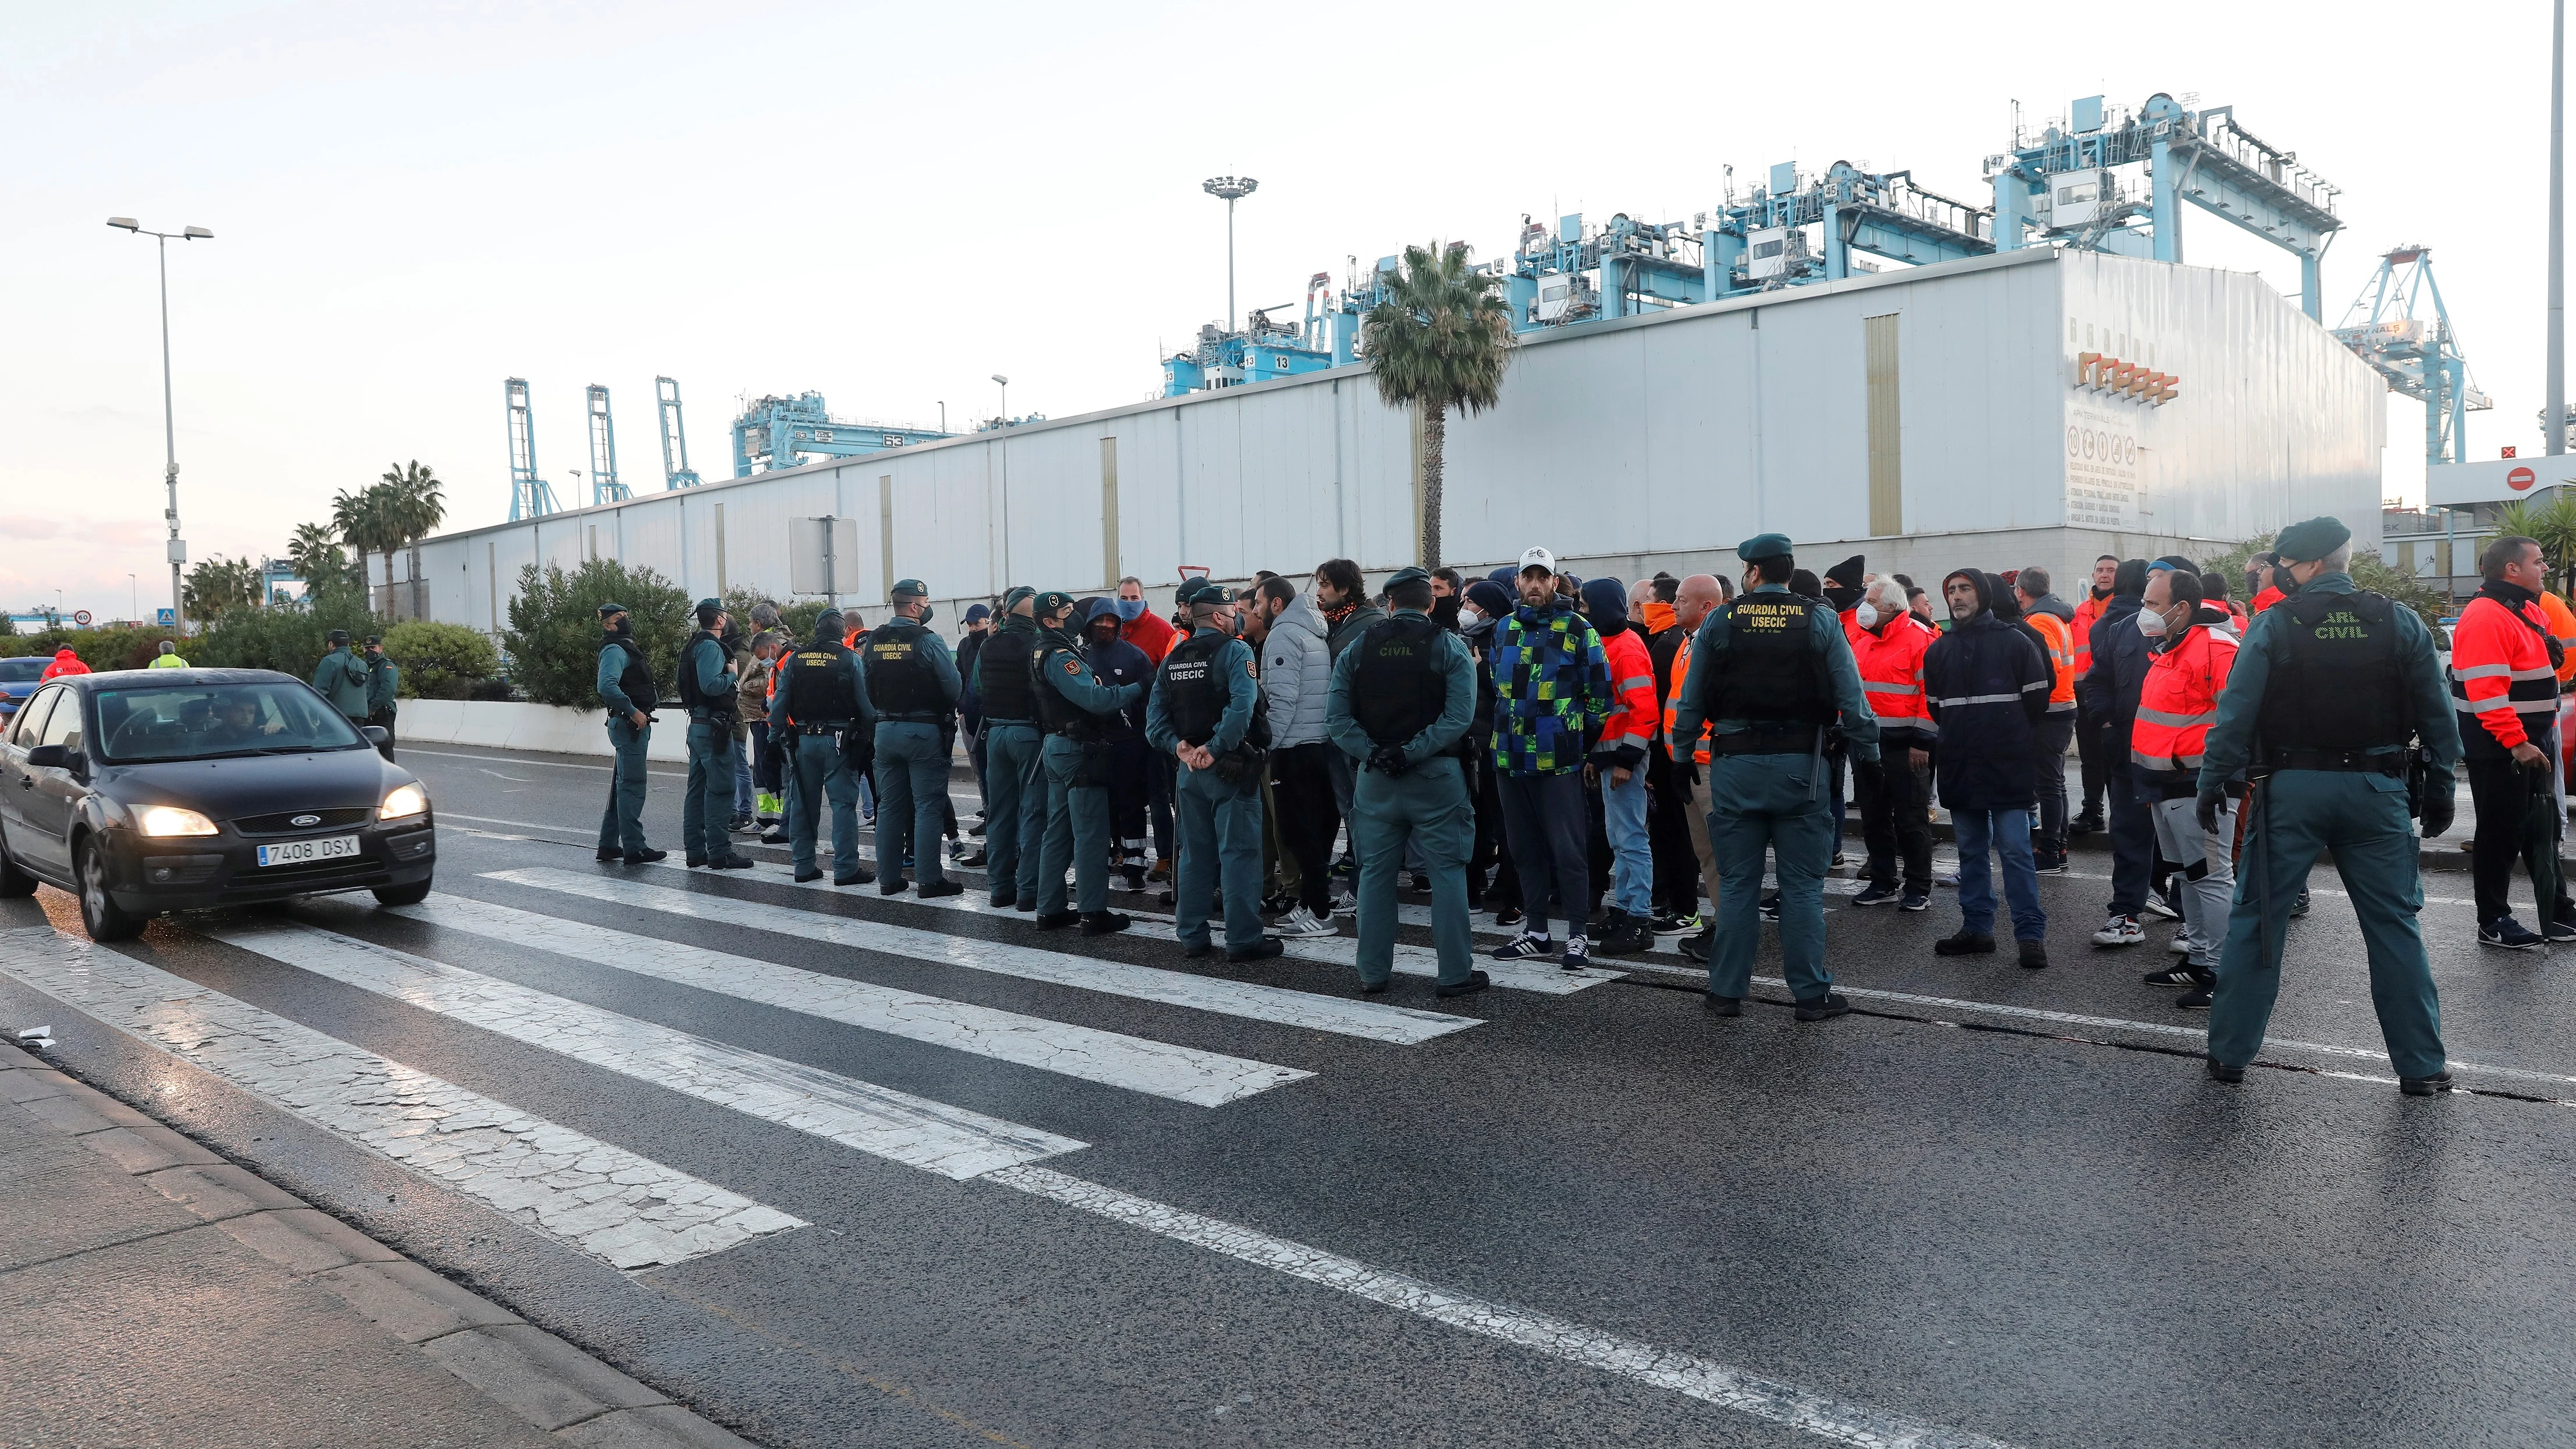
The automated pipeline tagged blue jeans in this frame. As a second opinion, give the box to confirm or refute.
[731,730,754,818]
[1954,806,2046,942]
[1601,766,1652,916]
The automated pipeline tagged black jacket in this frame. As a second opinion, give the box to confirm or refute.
[2076,590,2151,752]
[1924,572,2053,812]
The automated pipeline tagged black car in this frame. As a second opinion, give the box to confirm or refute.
[0,668,436,940]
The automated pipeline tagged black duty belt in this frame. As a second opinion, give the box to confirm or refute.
[983,717,1037,728]
[877,711,949,725]
[798,722,851,736]
[2272,747,2405,775]
[1712,728,1821,757]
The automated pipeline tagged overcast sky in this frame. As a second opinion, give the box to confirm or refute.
[2,2,2558,620]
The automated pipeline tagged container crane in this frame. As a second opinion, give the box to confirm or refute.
[656,376,701,489]
[586,384,629,504]
[2333,245,2490,469]
[505,378,560,521]
[731,393,951,476]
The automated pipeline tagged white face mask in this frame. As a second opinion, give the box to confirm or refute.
[1458,606,1481,628]
[1855,605,1880,629]
[2137,608,2170,638]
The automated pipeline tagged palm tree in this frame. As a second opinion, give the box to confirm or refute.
[331,485,401,591]
[285,522,347,588]
[380,460,446,555]
[181,556,262,617]
[1361,241,1516,569]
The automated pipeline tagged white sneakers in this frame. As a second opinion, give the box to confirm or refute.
[2092,914,2146,947]
[1275,905,1337,937]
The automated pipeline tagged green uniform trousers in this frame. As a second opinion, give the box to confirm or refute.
[1175,763,1265,951]
[1705,756,1836,1002]
[683,718,735,862]
[597,717,652,855]
[788,733,865,880]
[874,721,950,886]
[1353,757,1476,986]
[2208,768,2446,1080]
[983,722,1043,906]
[1038,735,1112,916]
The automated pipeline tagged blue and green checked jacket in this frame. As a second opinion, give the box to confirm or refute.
[1490,601,1612,777]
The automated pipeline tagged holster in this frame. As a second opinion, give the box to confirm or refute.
[1212,743,1267,795]
[1072,738,1115,788]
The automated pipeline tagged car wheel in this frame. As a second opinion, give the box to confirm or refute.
[0,832,35,899]
[76,838,145,942]
[372,877,433,907]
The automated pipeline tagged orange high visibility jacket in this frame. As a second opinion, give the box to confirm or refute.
[2249,585,2287,615]
[2130,622,2236,778]
[2026,611,2078,713]
[1597,623,1661,766]
[2071,594,2109,677]
[2451,592,2563,751]
[2543,592,2576,686]
[1850,614,1936,739]
[1662,635,1711,766]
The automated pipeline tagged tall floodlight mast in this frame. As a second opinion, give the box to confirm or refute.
[1202,176,1259,332]
[505,378,560,521]
[586,385,629,504]
[656,376,701,489]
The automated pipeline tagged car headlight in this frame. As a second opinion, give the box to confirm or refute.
[139,806,220,838]
[380,784,427,821]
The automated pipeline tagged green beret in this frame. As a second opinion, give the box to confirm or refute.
[696,596,722,613]
[890,578,927,599]
[2273,517,2351,563]
[1737,532,1794,564]
[1034,590,1076,617]
[1003,585,1036,608]
[1192,584,1238,606]
[596,603,627,618]
[1384,566,1430,590]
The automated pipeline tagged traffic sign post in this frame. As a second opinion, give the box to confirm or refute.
[72,610,92,626]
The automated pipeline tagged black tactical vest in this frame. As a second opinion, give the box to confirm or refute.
[1704,595,1830,740]
[2257,590,2408,754]
[1034,635,1092,736]
[675,631,729,716]
[1352,616,1459,754]
[864,618,947,718]
[605,636,657,720]
[782,642,860,726]
[977,622,1039,723]
[1156,632,1232,746]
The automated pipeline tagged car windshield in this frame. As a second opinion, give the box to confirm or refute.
[0,659,41,684]
[90,681,368,763]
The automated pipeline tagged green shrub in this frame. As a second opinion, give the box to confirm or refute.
[186,582,383,679]
[501,560,689,708]
[383,620,500,700]
[1,626,165,672]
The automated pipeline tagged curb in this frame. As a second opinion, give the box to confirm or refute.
[0,1039,757,1449]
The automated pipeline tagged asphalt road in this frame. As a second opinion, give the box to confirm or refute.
[5,739,2574,1449]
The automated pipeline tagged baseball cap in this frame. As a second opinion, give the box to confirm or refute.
[963,603,991,623]
[1517,546,1556,576]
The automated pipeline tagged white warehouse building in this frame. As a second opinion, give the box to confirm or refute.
[402,245,2385,633]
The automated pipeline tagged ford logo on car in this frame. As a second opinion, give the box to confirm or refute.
[291,814,321,828]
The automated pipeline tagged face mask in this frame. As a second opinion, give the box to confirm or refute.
[2136,608,2170,638]
[1114,598,1146,622]
[2271,565,2300,596]
[1458,605,1481,629]
[1823,585,1861,614]
[918,606,935,628]
[1431,596,1461,629]
[1855,604,1880,629]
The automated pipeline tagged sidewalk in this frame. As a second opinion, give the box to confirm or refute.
[0,1038,752,1449]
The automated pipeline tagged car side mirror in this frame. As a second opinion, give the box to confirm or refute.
[362,727,390,746]
[24,745,66,769]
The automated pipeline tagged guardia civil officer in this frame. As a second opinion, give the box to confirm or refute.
[678,599,754,870]
[1669,534,1881,1019]
[865,579,965,897]
[769,606,879,886]
[1032,590,1143,932]
[2198,515,2463,1094]
[977,586,1046,909]
[1326,566,1487,995]
[1146,581,1279,960]
[593,603,666,864]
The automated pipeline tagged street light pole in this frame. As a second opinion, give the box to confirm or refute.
[2552,0,2567,455]
[108,217,212,633]
[991,374,1009,426]
[1201,177,1259,333]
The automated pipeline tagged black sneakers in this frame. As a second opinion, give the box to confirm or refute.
[2481,918,2546,951]
[1793,992,1851,1023]
[1851,881,1901,907]
[2206,1058,2244,1084]
[1078,911,1131,937]
[1934,930,1996,956]
[2017,939,2048,970]
[1594,912,1652,956]
[2400,1071,2456,1096]
[621,848,667,864]
[918,880,965,899]
[1703,992,1742,1017]
[1228,937,1284,962]
[1034,910,1080,930]
[711,855,757,870]
[1435,969,1492,999]
[834,870,875,887]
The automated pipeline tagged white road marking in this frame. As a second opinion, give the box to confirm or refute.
[440,811,598,835]
[481,867,1474,1045]
[202,919,1084,1180]
[402,746,686,777]
[362,892,1310,1107]
[0,925,801,1270]
[695,857,1619,995]
[1617,958,2576,1090]
[989,1165,2019,1449]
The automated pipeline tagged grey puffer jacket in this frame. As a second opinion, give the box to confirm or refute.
[1260,592,1334,747]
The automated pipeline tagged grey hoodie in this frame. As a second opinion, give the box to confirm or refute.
[1260,590,1334,747]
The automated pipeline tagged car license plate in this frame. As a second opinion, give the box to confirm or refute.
[257,835,361,868]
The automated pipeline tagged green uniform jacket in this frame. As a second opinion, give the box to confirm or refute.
[365,657,400,713]
[1668,583,1882,764]
[1041,628,1143,724]
[1145,628,1257,755]
[2197,572,2462,788]
[1324,609,1476,765]
[312,647,372,718]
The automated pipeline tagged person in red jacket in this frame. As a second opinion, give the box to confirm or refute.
[2245,551,2288,616]
[1848,576,1937,907]
[2452,533,2576,948]
[37,647,89,681]
[2129,567,2239,1005]
[1114,575,1178,664]
[1580,577,1662,955]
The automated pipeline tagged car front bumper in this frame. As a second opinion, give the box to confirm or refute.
[109,817,437,912]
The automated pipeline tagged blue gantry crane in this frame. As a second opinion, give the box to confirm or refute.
[586,384,629,505]
[2332,245,2490,468]
[1987,93,2342,319]
[505,378,560,521]
[731,393,951,476]
[656,376,702,489]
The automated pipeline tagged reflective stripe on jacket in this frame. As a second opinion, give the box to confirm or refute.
[1662,635,1711,765]
[1595,624,1660,767]
[2130,623,2236,776]
[2450,593,2561,750]
[1849,615,1936,739]
[2026,611,2077,713]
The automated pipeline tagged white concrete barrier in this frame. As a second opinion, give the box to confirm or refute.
[393,700,690,763]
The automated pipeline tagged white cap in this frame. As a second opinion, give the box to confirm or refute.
[1517,545,1556,575]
